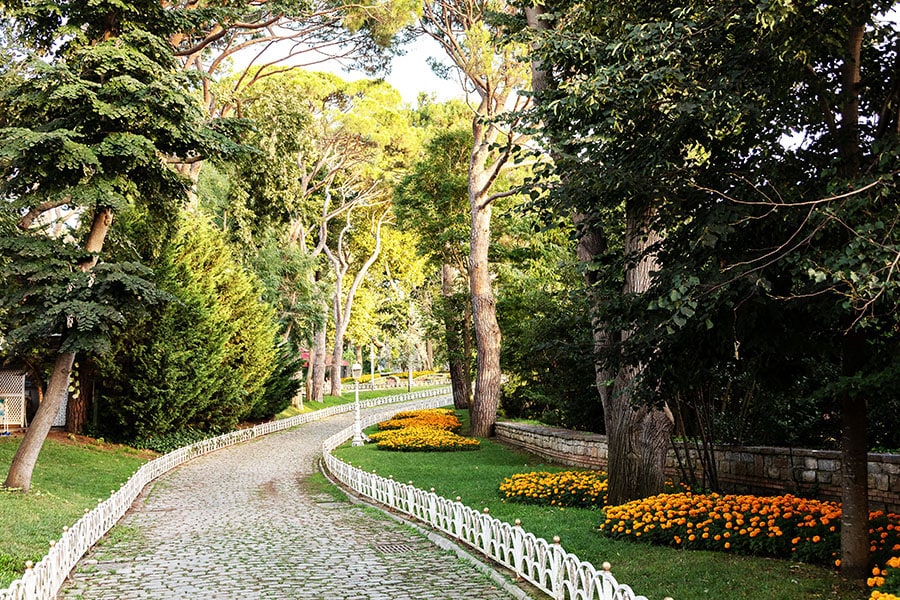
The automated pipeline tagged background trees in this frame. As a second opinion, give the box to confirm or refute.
[395,123,474,408]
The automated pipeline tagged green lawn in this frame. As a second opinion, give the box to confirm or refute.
[0,435,149,588]
[332,411,868,600]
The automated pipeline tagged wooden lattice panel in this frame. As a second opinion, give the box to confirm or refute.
[0,370,25,396]
[0,370,27,428]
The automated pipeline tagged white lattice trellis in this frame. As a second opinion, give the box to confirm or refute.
[0,370,27,428]
[53,395,68,428]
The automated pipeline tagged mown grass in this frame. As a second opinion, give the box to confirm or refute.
[0,435,149,588]
[332,410,867,600]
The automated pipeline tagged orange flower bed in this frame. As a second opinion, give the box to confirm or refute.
[600,492,900,568]
[870,556,900,599]
[370,409,478,451]
[377,409,461,433]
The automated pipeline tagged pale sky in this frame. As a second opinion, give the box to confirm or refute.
[383,36,466,104]
[229,34,465,106]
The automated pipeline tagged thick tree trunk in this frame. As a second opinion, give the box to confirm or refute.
[468,197,501,437]
[586,203,673,506]
[604,373,674,504]
[443,263,471,409]
[5,206,113,491]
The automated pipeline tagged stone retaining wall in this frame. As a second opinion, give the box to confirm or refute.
[495,422,900,513]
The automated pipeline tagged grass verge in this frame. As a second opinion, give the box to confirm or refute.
[332,410,867,600]
[0,434,150,588]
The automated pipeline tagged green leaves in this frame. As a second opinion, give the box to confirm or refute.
[95,214,279,440]
[0,234,164,355]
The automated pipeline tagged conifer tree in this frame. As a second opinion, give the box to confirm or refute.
[0,0,238,491]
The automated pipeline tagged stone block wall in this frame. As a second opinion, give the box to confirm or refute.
[494,422,900,513]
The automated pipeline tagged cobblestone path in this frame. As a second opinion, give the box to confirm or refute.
[60,406,521,600]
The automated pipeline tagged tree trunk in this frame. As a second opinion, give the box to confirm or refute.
[5,353,75,490]
[468,197,501,437]
[65,361,92,434]
[443,263,471,409]
[840,391,869,580]
[604,377,674,504]
[310,305,328,402]
[586,202,674,506]
[840,332,869,580]
[329,341,343,397]
[835,17,869,582]
[329,277,344,396]
[4,206,113,492]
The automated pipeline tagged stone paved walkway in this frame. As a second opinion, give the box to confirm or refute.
[60,406,523,600]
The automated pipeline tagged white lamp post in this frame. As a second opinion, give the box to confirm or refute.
[351,362,365,446]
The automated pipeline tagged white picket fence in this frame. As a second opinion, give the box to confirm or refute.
[323,400,651,600]
[0,388,450,600]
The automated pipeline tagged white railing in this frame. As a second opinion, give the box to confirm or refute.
[340,378,451,394]
[322,400,650,600]
[0,387,451,600]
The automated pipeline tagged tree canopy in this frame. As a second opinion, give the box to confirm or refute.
[522,0,900,578]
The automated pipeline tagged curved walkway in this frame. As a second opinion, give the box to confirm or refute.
[60,406,522,600]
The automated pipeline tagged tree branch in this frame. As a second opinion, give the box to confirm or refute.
[17,199,71,230]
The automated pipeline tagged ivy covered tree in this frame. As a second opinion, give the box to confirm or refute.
[0,0,240,491]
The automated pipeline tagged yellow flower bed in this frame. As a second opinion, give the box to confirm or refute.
[370,409,478,451]
[499,470,608,508]
[870,556,900,599]
[600,492,900,568]
[370,426,480,451]
[377,409,461,433]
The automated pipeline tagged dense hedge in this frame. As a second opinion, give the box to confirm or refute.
[97,215,279,441]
